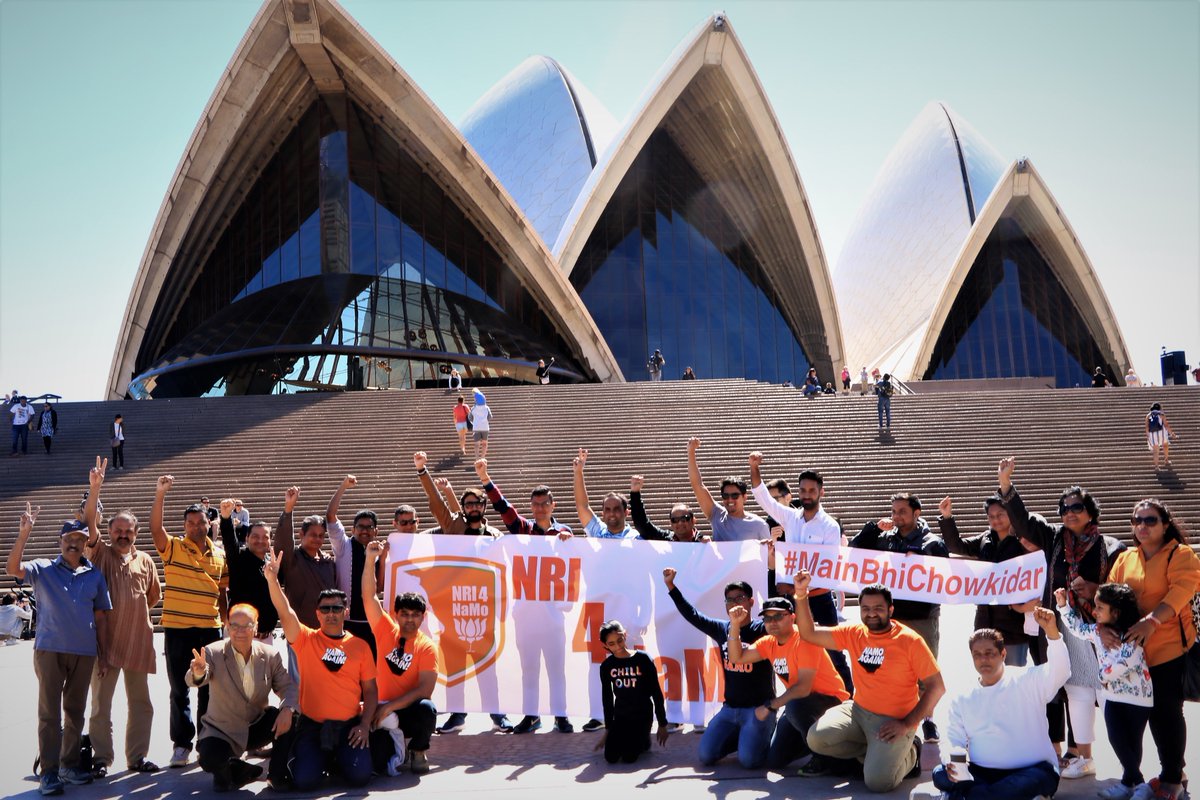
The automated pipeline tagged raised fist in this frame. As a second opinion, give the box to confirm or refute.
[748,452,764,469]
[938,496,952,518]
[630,475,645,492]
[157,475,175,493]
[413,452,428,471]
[342,474,358,489]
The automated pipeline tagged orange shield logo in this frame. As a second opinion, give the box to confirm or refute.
[390,556,507,687]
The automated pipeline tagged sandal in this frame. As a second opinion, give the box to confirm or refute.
[129,758,160,773]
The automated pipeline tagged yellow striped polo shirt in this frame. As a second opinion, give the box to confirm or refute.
[160,535,228,629]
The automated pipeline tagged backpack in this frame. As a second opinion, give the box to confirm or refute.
[877,379,894,397]
[1148,410,1164,432]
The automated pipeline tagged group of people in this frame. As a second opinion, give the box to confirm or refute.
[6,445,1198,800]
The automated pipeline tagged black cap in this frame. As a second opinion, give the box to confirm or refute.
[760,597,794,615]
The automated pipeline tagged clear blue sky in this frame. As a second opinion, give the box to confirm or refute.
[1,0,1196,399]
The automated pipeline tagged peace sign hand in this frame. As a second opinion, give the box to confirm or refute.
[190,647,207,679]
[89,456,107,490]
[20,502,40,533]
[263,548,282,581]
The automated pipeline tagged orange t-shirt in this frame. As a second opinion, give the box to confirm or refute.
[293,625,376,722]
[829,621,938,718]
[371,615,440,703]
[751,627,849,702]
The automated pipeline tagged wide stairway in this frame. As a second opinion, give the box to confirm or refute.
[1,380,1196,622]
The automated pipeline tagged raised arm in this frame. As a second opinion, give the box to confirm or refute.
[150,475,173,554]
[749,451,799,525]
[630,476,669,540]
[414,452,453,530]
[6,503,40,579]
[434,478,461,515]
[326,474,356,525]
[573,448,595,528]
[662,568,728,638]
[218,498,239,557]
[725,605,765,665]
[687,437,716,518]
[263,548,301,643]
[275,486,300,560]
[937,497,979,558]
[363,541,387,626]
[792,571,839,649]
[84,456,107,549]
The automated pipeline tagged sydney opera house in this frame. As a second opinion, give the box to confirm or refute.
[105,0,1129,399]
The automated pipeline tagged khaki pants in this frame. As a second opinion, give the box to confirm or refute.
[88,664,154,768]
[34,650,96,772]
[807,700,917,793]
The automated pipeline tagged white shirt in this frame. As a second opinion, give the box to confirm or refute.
[10,404,34,426]
[470,405,492,432]
[948,635,1070,770]
[751,483,842,546]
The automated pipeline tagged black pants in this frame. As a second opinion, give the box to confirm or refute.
[369,698,438,772]
[1104,700,1151,786]
[111,442,124,468]
[42,435,52,454]
[605,713,652,764]
[197,707,290,784]
[163,627,222,749]
[1148,654,1187,784]
[809,592,854,694]
[767,692,842,769]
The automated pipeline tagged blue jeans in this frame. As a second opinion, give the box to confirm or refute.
[697,704,773,769]
[877,395,891,427]
[11,424,28,454]
[932,760,1058,800]
[291,717,372,790]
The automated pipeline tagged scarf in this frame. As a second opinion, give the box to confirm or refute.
[1056,521,1107,622]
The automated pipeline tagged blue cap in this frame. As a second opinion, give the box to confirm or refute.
[60,520,88,537]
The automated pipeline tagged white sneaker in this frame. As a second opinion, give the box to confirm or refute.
[907,783,948,800]
[168,746,190,768]
[1098,784,1135,800]
[1061,756,1096,779]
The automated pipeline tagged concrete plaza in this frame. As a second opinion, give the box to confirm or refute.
[1,604,1194,799]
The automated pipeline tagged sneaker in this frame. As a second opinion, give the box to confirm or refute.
[665,723,685,734]
[922,720,939,744]
[692,724,706,733]
[905,736,922,780]
[1130,785,1157,800]
[554,717,574,733]
[581,718,605,732]
[908,784,949,800]
[491,716,514,733]
[39,773,64,796]
[409,750,430,775]
[169,746,191,768]
[798,755,830,778]
[57,767,93,786]
[1062,756,1097,779]
[513,715,542,734]
[436,713,467,734]
[1099,785,1136,800]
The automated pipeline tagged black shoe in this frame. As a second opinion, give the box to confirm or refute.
[437,713,467,734]
[491,715,514,733]
[213,760,234,793]
[922,720,939,744]
[513,716,542,734]
[906,736,922,779]
[229,759,263,789]
[581,718,605,732]
[554,717,574,733]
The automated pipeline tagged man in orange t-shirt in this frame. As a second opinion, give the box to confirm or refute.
[364,541,439,775]
[794,572,945,793]
[265,552,377,792]
[726,596,849,772]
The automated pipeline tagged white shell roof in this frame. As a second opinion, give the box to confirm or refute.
[459,56,617,249]
[834,101,1007,378]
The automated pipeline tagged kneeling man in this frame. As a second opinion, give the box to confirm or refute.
[187,603,297,791]
[924,608,1067,800]
[726,596,850,771]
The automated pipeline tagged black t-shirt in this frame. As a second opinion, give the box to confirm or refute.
[667,587,775,707]
[599,650,668,726]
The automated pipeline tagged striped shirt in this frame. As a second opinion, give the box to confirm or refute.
[159,535,227,629]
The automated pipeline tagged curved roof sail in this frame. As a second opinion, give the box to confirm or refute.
[553,14,845,379]
[106,0,621,398]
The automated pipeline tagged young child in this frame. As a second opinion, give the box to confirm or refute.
[1054,584,1153,800]
[595,620,669,764]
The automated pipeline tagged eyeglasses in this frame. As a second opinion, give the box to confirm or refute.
[669,514,694,523]
[721,492,743,500]
[395,518,417,526]
[317,605,345,614]
[353,523,376,531]
[1060,502,1087,515]
[463,501,485,508]
[724,595,750,605]
[228,622,256,632]
[1131,515,1162,527]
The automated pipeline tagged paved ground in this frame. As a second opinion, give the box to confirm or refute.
[1,604,1194,799]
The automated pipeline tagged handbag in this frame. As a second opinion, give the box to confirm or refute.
[1166,544,1200,701]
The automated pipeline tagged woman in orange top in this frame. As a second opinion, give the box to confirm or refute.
[1106,499,1199,800]
[452,395,469,455]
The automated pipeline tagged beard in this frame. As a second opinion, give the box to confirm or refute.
[799,498,818,511]
[465,510,484,525]
[863,615,890,632]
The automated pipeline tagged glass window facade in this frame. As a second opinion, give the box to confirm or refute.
[132,97,582,397]
[923,218,1114,387]
[570,130,810,383]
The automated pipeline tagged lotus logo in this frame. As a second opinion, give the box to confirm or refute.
[391,556,507,687]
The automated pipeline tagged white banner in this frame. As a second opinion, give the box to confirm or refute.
[775,543,1046,605]
[383,533,765,723]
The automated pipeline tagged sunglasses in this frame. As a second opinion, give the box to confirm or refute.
[762,613,790,622]
[317,605,345,614]
[1059,502,1088,515]
[670,514,694,523]
[395,518,417,526]
[721,492,743,500]
[1131,515,1162,527]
